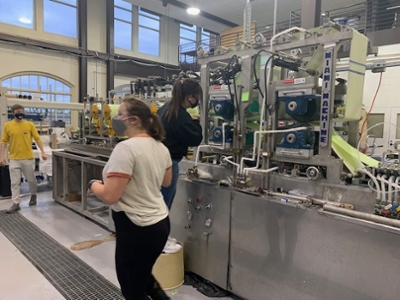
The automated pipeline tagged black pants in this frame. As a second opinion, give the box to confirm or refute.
[112,210,170,300]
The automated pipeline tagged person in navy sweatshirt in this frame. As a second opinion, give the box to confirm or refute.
[157,79,203,209]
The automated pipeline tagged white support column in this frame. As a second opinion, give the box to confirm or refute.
[301,0,322,29]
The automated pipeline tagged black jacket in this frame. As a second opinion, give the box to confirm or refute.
[158,102,203,159]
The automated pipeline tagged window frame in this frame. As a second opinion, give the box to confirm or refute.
[0,0,35,29]
[137,7,160,57]
[114,0,134,50]
[43,0,78,38]
[1,73,73,125]
[179,23,198,64]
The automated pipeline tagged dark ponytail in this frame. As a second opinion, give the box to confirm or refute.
[123,96,165,141]
[166,78,202,121]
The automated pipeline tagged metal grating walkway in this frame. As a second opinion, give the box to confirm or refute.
[0,210,123,300]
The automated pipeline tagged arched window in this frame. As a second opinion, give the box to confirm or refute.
[1,74,73,125]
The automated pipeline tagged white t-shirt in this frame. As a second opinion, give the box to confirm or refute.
[102,135,172,227]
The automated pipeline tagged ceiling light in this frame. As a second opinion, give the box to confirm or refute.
[187,7,200,15]
[18,17,32,24]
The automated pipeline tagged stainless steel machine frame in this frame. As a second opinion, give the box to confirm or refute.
[169,22,400,300]
[169,161,400,300]
[52,146,114,230]
[169,178,232,289]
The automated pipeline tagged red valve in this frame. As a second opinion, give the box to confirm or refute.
[196,197,202,203]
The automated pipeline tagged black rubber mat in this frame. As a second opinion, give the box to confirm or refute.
[0,210,123,300]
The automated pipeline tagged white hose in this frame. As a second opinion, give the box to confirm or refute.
[270,26,308,51]
[395,177,400,204]
[356,168,381,201]
[194,145,211,167]
[243,166,278,176]
[376,175,400,204]
[356,121,400,164]
[378,174,387,203]
[240,126,308,173]
[389,176,395,205]
[224,156,240,173]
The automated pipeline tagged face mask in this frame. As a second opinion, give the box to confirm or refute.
[191,97,199,108]
[112,117,133,136]
[14,113,25,120]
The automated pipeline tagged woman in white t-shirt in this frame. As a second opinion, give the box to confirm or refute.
[88,96,172,300]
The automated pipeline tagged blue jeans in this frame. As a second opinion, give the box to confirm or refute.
[161,159,180,210]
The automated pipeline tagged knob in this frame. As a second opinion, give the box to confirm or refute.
[205,218,212,227]
[187,198,192,203]
[185,225,191,229]
[196,197,202,203]
[206,204,212,210]
[195,205,202,210]
[203,232,211,237]
[187,211,193,221]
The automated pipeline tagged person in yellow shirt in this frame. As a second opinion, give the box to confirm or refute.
[0,104,47,213]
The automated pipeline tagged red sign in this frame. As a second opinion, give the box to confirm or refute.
[283,79,295,84]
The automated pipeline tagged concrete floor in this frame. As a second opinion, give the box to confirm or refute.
[0,190,235,300]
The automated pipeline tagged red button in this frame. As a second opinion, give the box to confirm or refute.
[196,197,202,203]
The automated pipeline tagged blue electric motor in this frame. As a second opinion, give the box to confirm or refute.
[210,98,234,120]
[277,130,315,149]
[279,94,320,122]
[210,126,233,144]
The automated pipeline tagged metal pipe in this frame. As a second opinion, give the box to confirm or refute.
[267,191,354,209]
[323,204,400,229]
[7,98,84,111]
[240,126,308,173]
[244,166,278,176]
[273,0,277,35]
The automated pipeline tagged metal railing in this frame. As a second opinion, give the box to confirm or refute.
[323,2,367,33]
[178,0,400,67]
[179,37,219,66]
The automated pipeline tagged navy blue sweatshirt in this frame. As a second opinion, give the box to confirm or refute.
[158,101,203,159]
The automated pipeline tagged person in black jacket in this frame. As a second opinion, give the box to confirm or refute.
[157,78,203,209]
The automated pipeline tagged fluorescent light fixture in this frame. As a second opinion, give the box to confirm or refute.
[187,7,200,15]
[18,17,32,24]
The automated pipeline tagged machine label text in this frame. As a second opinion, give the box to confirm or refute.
[320,49,333,147]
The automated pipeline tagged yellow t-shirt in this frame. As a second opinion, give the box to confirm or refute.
[1,120,41,160]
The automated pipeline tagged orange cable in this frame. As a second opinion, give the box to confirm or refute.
[359,72,383,150]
